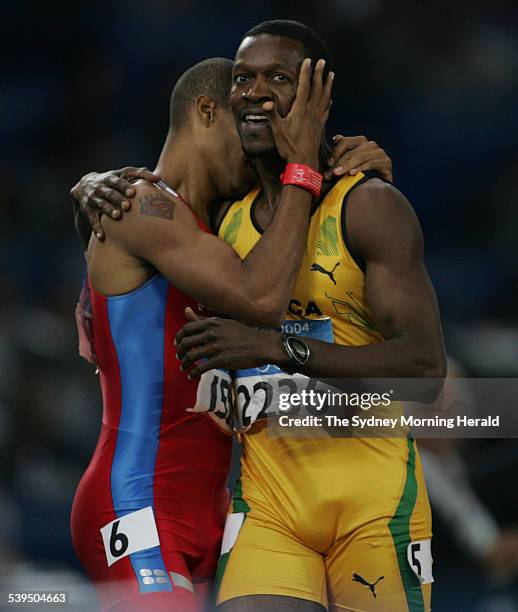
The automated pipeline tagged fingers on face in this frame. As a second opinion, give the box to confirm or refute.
[320,69,334,118]
[304,59,333,123]
[321,101,332,126]
[294,58,312,110]
[262,99,280,125]
[308,58,325,106]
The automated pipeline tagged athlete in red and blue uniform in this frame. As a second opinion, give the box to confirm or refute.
[70,56,332,611]
[72,266,232,610]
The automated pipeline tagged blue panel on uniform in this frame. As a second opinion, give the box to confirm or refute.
[107,274,172,592]
[129,545,173,594]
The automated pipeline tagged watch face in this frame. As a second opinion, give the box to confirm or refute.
[289,336,309,364]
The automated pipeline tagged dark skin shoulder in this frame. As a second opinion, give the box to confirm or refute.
[343,178,445,375]
[87,180,180,296]
[347,178,423,267]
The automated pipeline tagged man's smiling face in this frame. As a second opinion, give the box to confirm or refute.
[231,34,305,157]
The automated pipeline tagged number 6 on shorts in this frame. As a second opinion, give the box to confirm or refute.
[100,506,160,567]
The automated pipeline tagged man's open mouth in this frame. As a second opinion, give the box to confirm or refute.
[241,110,270,125]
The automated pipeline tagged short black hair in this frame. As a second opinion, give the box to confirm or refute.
[169,57,233,132]
[243,20,333,72]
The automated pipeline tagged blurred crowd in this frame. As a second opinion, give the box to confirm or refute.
[1,1,517,609]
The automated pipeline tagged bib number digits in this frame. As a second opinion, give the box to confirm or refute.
[109,520,129,558]
[209,374,232,421]
[234,318,334,430]
[190,369,234,432]
[407,539,434,584]
[100,506,160,567]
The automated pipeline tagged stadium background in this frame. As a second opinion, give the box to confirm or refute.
[1,1,517,609]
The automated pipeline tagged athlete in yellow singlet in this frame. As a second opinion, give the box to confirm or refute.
[176,20,446,612]
[213,174,433,612]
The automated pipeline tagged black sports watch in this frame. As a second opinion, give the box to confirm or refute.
[281,333,311,372]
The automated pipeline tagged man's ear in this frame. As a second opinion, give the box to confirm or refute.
[196,95,217,127]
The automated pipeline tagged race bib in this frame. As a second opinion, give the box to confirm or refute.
[233,318,334,430]
[100,506,160,567]
[188,368,234,433]
[220,512,245,555]
[407,539,434,584]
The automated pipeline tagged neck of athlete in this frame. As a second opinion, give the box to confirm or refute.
[154,130,217,223]
[251,154,285,210]
[251,143,327,210]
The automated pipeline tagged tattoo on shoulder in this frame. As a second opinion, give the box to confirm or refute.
[139,194,175,220]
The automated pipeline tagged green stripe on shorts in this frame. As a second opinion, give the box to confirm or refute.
[214,551,230,596]
[215,478,250,597]
[232,477,251,514]
[388,437,425,612]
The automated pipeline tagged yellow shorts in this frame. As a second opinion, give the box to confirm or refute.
[216,428,432,611]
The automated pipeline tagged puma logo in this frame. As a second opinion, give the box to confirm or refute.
[310,262,340,285]
[352,573,384,599]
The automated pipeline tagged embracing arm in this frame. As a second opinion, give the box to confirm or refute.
[176,180,446,379]
[117,181,313,326]
[70,139,392,239]
[106,180,312,326]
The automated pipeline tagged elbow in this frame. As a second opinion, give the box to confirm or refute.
[390,333,446,380]
[421,349,447,380]
[413,351,446,380]
[401,334,446,380]
[249,296,285,328]
[409,350,446,402]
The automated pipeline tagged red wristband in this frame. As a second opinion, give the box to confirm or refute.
[280,163,323,198]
